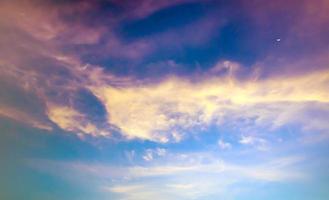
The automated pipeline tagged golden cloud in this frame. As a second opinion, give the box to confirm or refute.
[46,104,109,137]
[90,65,329,142]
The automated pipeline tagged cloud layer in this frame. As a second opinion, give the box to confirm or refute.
[1,1,329,200]
[0,0,328,143]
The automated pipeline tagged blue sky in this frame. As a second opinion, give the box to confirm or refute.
[0,0,329,199]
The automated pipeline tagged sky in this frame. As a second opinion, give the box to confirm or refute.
[0,0,329,199]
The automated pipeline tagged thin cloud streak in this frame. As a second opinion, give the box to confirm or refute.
[29,153,306,199]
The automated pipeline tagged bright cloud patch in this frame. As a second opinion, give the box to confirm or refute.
[90,65,329,142]
[47,104,109,137]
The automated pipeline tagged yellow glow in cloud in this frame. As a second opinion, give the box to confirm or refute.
[46,104,108,136]
[90,66,329,142]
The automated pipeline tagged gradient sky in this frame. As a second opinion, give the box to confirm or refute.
[0,0,329,199]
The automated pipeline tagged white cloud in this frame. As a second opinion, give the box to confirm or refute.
[239,135,268,151]
[30,152,306,200]
[156,148,167,156]
[218,139,232,150]
[142,149,154,161]
[142,148,167,161]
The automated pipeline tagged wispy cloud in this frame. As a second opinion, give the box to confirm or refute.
[1,1,329,200]
[0,106,52,130]
[218,139,232,150]
[30,152,306,199]
[46,104,110,137]
[143,148,167,161]
[91,64,329,142]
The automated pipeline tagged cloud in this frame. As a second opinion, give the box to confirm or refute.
[90,64,329,142]
[1,1,328,199]
[105,184,147,194]
[0,106,52,130]
[125,157,304,182]
[142,149,154,161]
[30,152,306,200]
[156,148,167,156]
[239,135,268,151]
[143,148,167,161]
[0,0,328,144]
[120,0,195,19]
[47,104,110,137]
[218,139,232,150]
